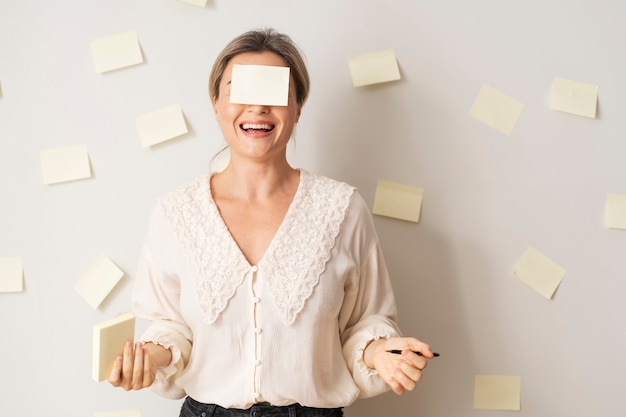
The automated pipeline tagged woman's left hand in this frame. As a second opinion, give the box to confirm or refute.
[363,336,435,395]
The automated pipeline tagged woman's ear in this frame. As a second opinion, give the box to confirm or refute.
[295,103,303,123]
[212,95,220,120]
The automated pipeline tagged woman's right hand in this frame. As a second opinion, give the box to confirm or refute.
[108,341,165,390]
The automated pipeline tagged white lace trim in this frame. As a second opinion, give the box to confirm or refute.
[160,170,355,325]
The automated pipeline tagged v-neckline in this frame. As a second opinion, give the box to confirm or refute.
[205,169,305,269]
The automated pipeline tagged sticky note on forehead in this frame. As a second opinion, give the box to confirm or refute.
[229,64,290,106]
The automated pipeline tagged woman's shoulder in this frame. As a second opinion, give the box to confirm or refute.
[157,174,210,208]
[301,169,356,194]
[301,170,368,205]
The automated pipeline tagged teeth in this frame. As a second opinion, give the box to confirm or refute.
[242,123,273,130]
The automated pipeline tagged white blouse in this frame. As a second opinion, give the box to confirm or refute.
[133,169,402,409]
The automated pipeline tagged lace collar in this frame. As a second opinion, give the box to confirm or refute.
[160,170,355,325]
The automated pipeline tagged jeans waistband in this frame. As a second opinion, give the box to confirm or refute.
[181,396,343,417]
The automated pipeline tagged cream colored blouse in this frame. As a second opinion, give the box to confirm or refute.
[133,169,401,408]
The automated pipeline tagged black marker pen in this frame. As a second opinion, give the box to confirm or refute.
[386,350,440,357]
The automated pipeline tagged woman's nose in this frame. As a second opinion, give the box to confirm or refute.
[246,103,270,113]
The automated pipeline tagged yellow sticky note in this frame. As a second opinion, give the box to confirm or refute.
[229,64,290,106]
[75,255,125,310]
[90,31,143,73]
[93,313,135,382]
[549,76,598,118]
[94,409,141,417]
[514,246,565,299]
[348,49,401,87]
[0,257,23,293]
[605,193,626,229]
[469,84,524,135]
[40,144,91,185]
[178,0,208,6]
[474,375,521,410]
[136,104,188,147]
[372,180,423,223]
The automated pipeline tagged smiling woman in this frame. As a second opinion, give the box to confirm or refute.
[106,27,436,417]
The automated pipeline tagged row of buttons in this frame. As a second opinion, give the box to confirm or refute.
[251,265,263,403]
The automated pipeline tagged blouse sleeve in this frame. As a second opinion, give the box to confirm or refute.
[338,192,402,398]
[131,203,192,400]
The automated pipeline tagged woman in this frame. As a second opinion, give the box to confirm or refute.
[108,28,436,417]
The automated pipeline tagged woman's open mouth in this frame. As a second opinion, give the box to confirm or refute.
[240,123,275,133]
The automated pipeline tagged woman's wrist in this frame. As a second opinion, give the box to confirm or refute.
[363,338,386,369]
[142,341,173,368]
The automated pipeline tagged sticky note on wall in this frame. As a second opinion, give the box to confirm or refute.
[0,257,24,293]
[348,49,401,87]
[90,31,143,73]
[136,104,188,147]
[474,375,521,410]
[549,76,598,118]
[40,144,91,185]
[229,64,290,106]
[178,0,208,6]
[469,84,524,135]
[605,193,626,229]
[372,180,423,223]
[75,254,125,309]
[514,246,565,299]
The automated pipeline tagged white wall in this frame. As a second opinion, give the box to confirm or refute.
[1,1,625,416]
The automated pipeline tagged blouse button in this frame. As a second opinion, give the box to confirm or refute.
[254,327,262,334]
[251,265,258,272]
[253,296,260,304]
[255,360,262,366]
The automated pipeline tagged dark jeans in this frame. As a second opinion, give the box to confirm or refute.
[180,396,344,417]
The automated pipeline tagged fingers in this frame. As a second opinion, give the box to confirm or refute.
[392,355,423,393]
[389,336,436,360]
[400,349,428,371]
[400,351,426,372]
[388,376,406,395]
[131,342,145,389]
[418,345,437,359]
[107,355,124,386]
[386,362,421,394]
[107,341,133,388]
[107,341,155,391]
[143,345,156,386]
[403,338,435,359]
[121,341,135,388]
[365,336,436,396]
[382,337,434,395]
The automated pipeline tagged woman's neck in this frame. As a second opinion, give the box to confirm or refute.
[211,159,299,203]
